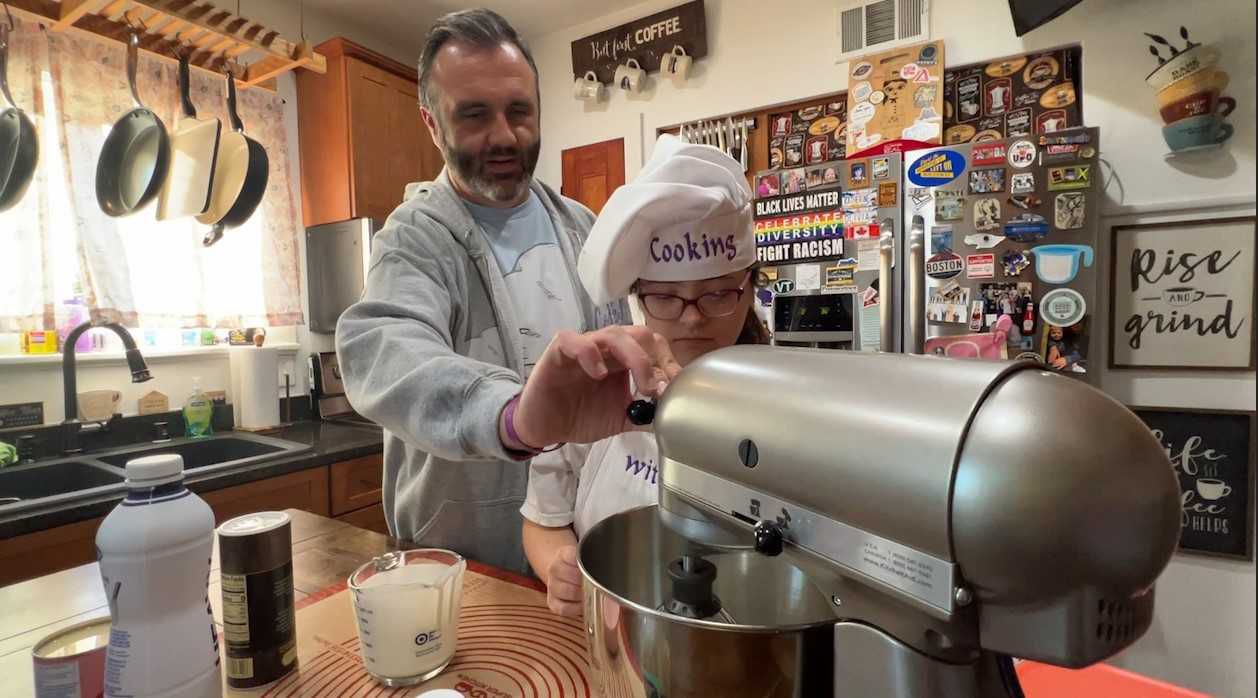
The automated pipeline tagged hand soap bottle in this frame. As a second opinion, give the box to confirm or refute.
[183,378,214,438]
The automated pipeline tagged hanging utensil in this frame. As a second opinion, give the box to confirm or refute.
[157,43,221,220]
[717,119,726,154]
[740,118,749,172]
[96,31,171,217]
[0,12,38,214]
[196,70,268,246]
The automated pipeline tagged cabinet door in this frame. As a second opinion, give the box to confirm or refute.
[347,59,404,223]
[387,76,435,194]
[201,467,331,523]
[329,454,383,516]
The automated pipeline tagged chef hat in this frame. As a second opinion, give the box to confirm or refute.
[578,134,756,305]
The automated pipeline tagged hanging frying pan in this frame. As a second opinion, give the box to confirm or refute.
[96,32,170,217]
[157,48,220,221]
[197,70,267,246]
[0,21,38,214]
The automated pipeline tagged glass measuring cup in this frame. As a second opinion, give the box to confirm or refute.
[348,549,466,686]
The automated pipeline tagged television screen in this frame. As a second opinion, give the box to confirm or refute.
[1008,0,1085,36]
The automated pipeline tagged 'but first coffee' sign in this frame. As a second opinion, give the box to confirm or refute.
[571,0,708,84]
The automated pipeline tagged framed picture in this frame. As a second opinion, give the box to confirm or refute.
[1109,216,1256,370]
[1132,407,1255,561]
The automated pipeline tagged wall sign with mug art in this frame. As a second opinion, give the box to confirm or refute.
[1133,407,1254,560]
[1143,27,1235,155]
[571,0,707,85]
[1109,217,1255,370]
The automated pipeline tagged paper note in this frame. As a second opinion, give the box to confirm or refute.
[796,264,821,290]
[857,239,881,271]
[860,296,881,351]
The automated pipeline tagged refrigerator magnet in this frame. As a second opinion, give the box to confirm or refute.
[926,250,964,280]
[1003,213,1049,242]
[964,233,1006,250]
[1055,192,1086,229]
[872,157,891,180]
[931,225,954,252]
[1001,250,1032,277]
[1040,288,1087,327]
[1047,165,1091,191]
[969,300,986,331]
[969,168,1006,194]
[1010,172,1035,194]
[935,191,964,221]
[878,181,898,207]
[1030,244,1093,284]
[967,254,996,279]
[1009,194,1043,210]
[849,160,869,186]
[974,198,1003,231]
[970,142,1008,166]
[1007,140,1037,168]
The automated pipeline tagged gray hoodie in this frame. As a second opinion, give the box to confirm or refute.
[335,170,628,574]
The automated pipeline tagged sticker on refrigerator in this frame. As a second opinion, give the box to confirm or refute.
[1047,165,1090,191]
[969,168,1006,194]
[1041,315,1090,374]
[908,150,966,187]
[926,251,964,280]
[878,181,898,207]
[856,239,881,271]
[773,279,796,294]
[1006,108,1033,137]
[849,161,869,186]
[1008,194,1042,210]
[909,187,932,211]
[970,142,1007,166]
[930,226,954,252]
[935,191,964,221]
[1054,192,1086,229]
[1039,131,1090,146]
[825,260,858,289]
[1004,213,1049,242]
[968,300,986,331]
[984,77,1012,116]
[796,264,822,291]
[1030,244,1093,284]
[964,232,1005,250]
[1040,288,1087,327]
[1001,250,1031,277]
[978,282,1033,343]
[967,254,995,279]
[1007,140,1037,168]
[843,188,878,209]
[871,157,890,180]
[928,282,970,324]
[973,198,1002,231]
[1010,172,1035,194]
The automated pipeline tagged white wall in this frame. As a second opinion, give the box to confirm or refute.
[530,1,1256,696]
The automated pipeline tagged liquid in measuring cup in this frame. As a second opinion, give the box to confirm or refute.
[350,550,466,687]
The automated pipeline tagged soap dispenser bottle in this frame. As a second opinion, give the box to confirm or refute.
[183,378,214,438]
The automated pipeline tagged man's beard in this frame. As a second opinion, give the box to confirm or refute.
[440,130,541,204]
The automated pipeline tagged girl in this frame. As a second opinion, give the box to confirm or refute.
[519,135,767,616]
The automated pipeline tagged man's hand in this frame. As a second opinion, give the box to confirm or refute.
[546,545,584,617]
[510,326,683,448]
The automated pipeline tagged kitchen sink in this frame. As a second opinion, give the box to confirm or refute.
[0,461,125,503]
[96,434,310,471]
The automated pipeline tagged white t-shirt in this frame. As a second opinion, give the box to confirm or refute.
[465,193,585,376]
[521,431,659,538]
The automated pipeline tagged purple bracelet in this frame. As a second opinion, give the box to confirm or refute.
[503,394,564,455]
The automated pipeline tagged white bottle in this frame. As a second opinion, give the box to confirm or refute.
[96,454,222,698]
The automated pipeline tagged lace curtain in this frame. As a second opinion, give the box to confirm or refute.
[0,18,303,332]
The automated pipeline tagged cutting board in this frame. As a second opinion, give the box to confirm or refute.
[235,564,596,697]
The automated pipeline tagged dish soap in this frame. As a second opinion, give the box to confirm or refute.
[183,378,214,438]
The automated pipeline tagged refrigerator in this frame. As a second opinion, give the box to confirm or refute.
[900,127,1101,381]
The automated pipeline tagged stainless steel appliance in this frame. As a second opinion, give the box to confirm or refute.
[309,351,375,426]
[579,347,1180,697]
[306,218,377,333]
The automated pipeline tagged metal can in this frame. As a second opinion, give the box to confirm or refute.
[217,511,298,688]
[32,617,110,698]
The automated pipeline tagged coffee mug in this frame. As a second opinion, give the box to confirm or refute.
[660,45,692,82]
[1162,114,1233,151]
[614,59,645,93]
[1161,286,1207,306]
[1196,478,1231,501]
[1159,90,1236,124]
[572,71,603,101]
[1157,69,1229,107]
[1146,43,1220,91]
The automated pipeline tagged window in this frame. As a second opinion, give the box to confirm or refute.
[0,21,303,336]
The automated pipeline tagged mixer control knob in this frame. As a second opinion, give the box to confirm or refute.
[626,399,656,426]
[753,520,784,556]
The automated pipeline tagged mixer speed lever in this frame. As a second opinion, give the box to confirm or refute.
[753,520,784,556]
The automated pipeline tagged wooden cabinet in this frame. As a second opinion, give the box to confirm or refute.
[297,37,444,227]
[0,454,381,587]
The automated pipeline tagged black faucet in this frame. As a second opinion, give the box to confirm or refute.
[62,321,152,455]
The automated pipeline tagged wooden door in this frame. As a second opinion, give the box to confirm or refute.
[561,138,625,214]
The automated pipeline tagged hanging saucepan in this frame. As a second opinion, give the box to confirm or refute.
[0,20,39,214]
[196,70,267,246]
[96,32,170,216]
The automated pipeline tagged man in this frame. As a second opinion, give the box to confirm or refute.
[335,9,628,574]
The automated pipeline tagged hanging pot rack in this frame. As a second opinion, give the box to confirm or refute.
[5,0,326,91]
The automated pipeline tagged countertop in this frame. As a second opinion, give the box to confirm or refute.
[0,420,383,539]
[0,509,403,698]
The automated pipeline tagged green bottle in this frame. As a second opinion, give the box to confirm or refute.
[183,377,214,439]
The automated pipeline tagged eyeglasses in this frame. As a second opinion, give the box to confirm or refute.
[638,272,752,321]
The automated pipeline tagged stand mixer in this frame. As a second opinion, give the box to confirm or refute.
[578,347,1181,697]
